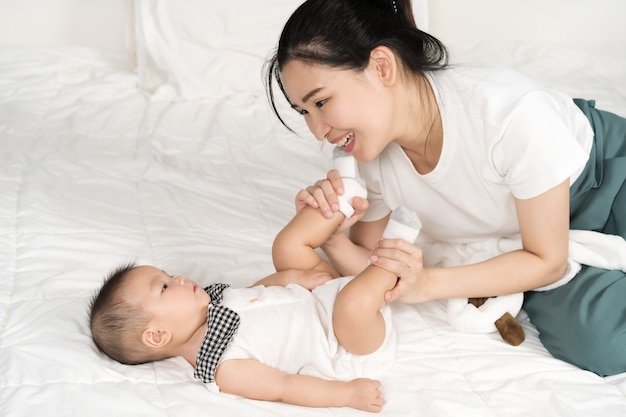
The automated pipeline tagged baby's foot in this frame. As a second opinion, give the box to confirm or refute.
[333,147,367,218]
[382,206,421,243]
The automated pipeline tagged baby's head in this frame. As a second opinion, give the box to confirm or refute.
[89,264,210,365]
[89,263,157,364]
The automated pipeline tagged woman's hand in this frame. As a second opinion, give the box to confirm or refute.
[369,238,430,304]
[295,169,368,235]
[295,169,343,216]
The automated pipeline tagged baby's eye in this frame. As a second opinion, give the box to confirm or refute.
[161,283,168,292]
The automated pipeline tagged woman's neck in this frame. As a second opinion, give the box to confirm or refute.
[396,74,442,174]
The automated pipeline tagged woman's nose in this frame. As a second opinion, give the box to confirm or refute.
[306,114,330,142]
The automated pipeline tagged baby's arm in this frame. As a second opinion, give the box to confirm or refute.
[215,358,384,413]
[251,269,332,290]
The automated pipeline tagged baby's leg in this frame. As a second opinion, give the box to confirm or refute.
[333,207,421,355]
[272,148,367,276]
[272,205,344,276]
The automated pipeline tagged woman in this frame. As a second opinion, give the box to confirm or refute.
[265,0,626,376]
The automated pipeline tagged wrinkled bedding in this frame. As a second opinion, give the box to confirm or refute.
[1,44,625,417]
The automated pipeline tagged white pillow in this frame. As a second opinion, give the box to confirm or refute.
[135,0,430,101]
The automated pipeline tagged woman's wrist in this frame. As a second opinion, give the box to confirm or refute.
[419,267,438,302]
[396,266,438,304]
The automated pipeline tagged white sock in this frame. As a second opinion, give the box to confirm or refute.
[333,148,367,217]
[382,207,421,243]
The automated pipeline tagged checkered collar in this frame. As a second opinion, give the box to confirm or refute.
[193,283,240,383]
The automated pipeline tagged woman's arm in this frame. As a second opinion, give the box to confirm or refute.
[380,180,571,302]
[215,359,384,413]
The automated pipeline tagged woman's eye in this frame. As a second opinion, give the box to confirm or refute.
[315,99,327,108]
[295,108,308,115]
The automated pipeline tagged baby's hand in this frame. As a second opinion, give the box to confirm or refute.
[348,378,384,413]
[288,269,332,290]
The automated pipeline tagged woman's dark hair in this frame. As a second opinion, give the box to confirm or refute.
[265,0,449,130]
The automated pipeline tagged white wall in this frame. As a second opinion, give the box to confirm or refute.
[0,0,133,51]
[428,0,626,49]
[0,0,624,54]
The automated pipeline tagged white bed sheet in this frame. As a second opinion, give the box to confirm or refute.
[1,44,625,417]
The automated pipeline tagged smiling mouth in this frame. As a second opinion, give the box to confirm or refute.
[335,132,354,149]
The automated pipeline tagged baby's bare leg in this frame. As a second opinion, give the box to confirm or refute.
[333,207,422,355]
[333,265,398,355]
[273,148,367,277]
[272,205,344,276]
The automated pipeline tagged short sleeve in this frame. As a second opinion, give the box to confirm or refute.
[490,92,589,199]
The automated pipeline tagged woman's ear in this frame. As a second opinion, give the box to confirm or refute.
[369,46,398,87]
[142,328,172,348]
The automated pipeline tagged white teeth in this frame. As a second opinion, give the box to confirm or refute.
[336,133,352,148]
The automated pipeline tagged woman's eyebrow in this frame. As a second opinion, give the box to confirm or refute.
[302,87,323,103]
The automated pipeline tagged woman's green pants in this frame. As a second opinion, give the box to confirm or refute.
[524,99,626,377]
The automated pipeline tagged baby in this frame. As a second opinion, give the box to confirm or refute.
[89,150,420,412]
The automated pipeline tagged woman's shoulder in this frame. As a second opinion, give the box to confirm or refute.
[429,64,574,121]
[434,63,536,84]
[430,64,541,99]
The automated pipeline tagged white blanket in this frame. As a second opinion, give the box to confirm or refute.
[1,23,625,417]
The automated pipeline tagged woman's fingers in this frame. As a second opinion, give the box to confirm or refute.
[370,239,426,303]
[295,170,346,218]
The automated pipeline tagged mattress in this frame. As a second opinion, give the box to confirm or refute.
[1,9,626,417]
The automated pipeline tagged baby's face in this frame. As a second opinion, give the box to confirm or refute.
[124,266,211,337]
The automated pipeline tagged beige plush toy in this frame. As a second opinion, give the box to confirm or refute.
[468,297,525,346]
[446,291,526,346]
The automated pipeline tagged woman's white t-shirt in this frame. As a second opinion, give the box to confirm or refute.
[359,65,593,244]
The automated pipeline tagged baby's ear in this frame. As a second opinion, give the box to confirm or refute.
[142,329,171,348]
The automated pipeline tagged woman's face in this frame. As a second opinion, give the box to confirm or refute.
[281,59,395,163]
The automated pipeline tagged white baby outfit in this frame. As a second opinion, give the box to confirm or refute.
[214,278,396,384]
